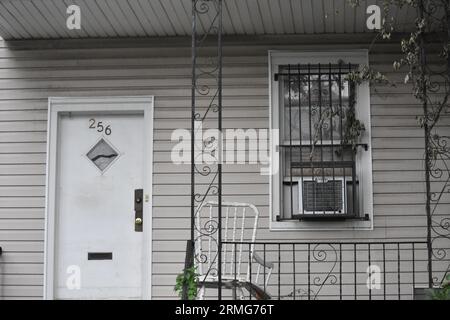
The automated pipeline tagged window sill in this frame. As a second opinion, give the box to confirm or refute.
[269,216,373,231]
[289,213,370,221]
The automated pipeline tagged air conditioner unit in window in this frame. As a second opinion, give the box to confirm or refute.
[298,177,347,215]
[281,176,358,220]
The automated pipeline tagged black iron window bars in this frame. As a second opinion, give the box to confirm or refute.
[276,63,368,221]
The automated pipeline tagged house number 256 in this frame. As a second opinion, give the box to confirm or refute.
[89,119,112,135]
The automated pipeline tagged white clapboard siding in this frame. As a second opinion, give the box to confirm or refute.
[0,36,446,300]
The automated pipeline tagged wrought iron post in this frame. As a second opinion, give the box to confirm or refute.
[434,0,450,285]
[191,0,223,299]
[418,0,434,288]
[217,0,223,301]
[418,0,450,287]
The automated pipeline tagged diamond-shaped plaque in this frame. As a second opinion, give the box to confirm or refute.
[86,138,119,172]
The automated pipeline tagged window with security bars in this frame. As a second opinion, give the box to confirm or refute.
[277,63,364,220]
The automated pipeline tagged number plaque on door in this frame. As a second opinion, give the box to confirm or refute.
[135,189,143,232]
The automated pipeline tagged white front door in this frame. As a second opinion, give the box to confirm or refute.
[45,97,153,300]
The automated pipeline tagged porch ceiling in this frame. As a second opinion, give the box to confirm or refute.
[0,0,416,41]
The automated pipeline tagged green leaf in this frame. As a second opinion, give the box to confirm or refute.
[174,265,199,300]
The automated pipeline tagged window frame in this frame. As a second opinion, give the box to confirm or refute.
[269,50,373,231]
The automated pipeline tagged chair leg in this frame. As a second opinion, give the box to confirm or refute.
[232,286,237,300]
[197,286,205,300]
[238,287,245,300]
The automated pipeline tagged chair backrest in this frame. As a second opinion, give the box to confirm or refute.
[194,201,260,282]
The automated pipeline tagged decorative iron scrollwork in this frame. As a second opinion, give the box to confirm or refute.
[191,0,223,297]
[419,0,450,286]
[311,244,339,298]
[281,243,338,300]
[429,133,450,284]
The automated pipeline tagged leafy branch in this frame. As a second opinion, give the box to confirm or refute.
[309,99,365,160]
[430,274,450,300]
[174,266,199,300]
[343,94,366,151]
[346,65,392,86]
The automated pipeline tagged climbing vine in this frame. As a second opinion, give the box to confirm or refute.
[348,0,450,286]
[343,90,366,151]
[309,92,366,158]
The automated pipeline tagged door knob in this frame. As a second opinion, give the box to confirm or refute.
[135,217,143,225]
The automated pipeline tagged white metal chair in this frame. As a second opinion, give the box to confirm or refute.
[194,201,273,299]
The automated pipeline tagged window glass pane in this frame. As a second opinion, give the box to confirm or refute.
[282,146,354,177]
[281,66,352,144]
[86,138,119,172]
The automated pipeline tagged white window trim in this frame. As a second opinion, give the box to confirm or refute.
[269,50,373,231]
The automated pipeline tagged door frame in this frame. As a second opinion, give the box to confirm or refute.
[44,96,154,299]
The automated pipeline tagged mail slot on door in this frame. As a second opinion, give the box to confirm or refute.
[88,252,112,260]
[135,189,143,232]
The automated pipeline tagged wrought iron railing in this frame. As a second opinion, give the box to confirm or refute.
[220,241,430,300]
